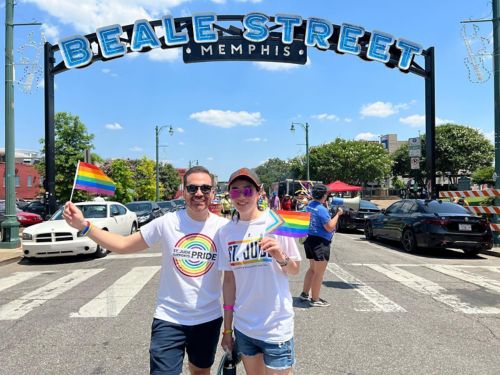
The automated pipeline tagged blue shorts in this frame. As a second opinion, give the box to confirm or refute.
[149,317,222,374]
[235,329,295,370]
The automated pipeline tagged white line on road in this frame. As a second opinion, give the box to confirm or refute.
[105,253,161,259]
[365,264,500,314]
[326,263,406,312]
[70,266,160,318]
[484,266,500,274]
[0,271,54,293]
[0,269,104,320]
[425,265,500,294]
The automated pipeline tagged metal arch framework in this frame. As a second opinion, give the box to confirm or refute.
[43,15,436,214]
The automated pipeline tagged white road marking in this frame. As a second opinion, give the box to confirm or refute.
[70,266,160,318]
[335,233,417,260]
[105,253,161,259]
[426,265,500,294]
[365,264,500,314]
[326,263,406,312]
[0,269,103,320]
[0,271,53,293]
[348,263,500,268]
[484,266,500,274]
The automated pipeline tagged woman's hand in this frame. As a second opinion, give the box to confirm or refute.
[62,202,86,230]
[221,332,234,352]
[260,236,282,258]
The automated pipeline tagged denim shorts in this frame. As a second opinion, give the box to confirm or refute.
[149,317,222,374]
[234,329,295,370]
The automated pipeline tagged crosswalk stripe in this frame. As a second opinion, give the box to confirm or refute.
[70,266,160,318]
[426,265,500,294]
[0,271,53,293]
[365,264,500,314]
[105,253,161,259]
[484,266,500,274]
[0,269,104,320]
[327,264,406,312]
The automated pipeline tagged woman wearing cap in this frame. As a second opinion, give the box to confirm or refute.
[299,183,343,307]
[217,167,301,374]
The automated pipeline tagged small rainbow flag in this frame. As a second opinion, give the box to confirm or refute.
[267,210,310,238]
[74,161,116,196]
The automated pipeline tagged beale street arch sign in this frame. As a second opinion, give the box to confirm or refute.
[44,13,436,213]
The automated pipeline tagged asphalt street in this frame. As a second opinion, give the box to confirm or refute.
[0,231,499,374]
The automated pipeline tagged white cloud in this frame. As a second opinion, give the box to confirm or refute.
[102,68,111,74]
[355,132,379,141]
[41,23,60,42]
[312,113,339,122]
[176,127,185,133]
[207,156,214,161]
[105,122,123,130]
[129,146,143,152]
[24,0,189,34]
[190,109,263,128]
[344,118,352,123]
[245,137,267,142]
[178,141,185,146]
[147,48,180,62]
[360,100,414,118]
[253,57,311,72]
[399,114,454,127]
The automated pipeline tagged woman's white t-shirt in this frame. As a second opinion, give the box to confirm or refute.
[141,210,228,325]
[216,210,301,342]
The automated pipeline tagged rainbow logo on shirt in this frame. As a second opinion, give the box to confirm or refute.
[173,233,217,277]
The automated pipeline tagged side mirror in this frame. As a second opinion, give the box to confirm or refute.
[381,208,386,214]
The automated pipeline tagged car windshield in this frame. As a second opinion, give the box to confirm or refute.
[173,199,185,206]
[360,200,379,210]
[422,201,470,214]
[158,202,173,209]
[127,203,152,212]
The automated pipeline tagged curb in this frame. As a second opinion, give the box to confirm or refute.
[0,255,22,266]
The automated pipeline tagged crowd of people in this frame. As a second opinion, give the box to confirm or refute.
[62,166,342,374]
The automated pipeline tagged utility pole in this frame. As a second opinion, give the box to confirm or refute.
[1,0,20,248]
[493,0,500,244]
[155,125,174,201]
[291,122,310,180]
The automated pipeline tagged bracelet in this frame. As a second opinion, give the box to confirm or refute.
[79,221,93,237]
[223,304,234,311]
[222,329,233,335]
[276,254,290,267]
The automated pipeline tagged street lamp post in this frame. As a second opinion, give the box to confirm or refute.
[290,122,310,180]
[188,160,199,168]
[155,125,174,202]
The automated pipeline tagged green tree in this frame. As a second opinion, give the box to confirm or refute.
[472,165,495,185]
[159,162,181,200]
[101,159,135,203]
[309,139,392,185]
[132,157,156,200]
[254,158,293,190]
[392,124,494,184]
[37,112,96,202]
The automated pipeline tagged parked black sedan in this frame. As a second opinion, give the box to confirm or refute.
[157,200,176,214]
[125,201,163,227]
[334,199,381,231]
[364,199,493,256]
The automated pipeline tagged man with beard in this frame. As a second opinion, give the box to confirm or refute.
[63,166,228,375]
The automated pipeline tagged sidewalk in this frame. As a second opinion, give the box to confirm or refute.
[0,245,23,265]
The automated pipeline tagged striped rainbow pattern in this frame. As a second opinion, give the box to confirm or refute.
[268,210,311,238]
[75,161,116,196]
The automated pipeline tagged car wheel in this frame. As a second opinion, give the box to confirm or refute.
[364,222,374,240]
[130,222,137,234]
[401,229,417,253]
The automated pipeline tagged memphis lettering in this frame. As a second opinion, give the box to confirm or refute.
[58,13,423,71]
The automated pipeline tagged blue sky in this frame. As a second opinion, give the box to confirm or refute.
[0,0,495,181]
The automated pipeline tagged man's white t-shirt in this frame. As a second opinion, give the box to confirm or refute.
[141,210,228,325]
[216,210,301,342]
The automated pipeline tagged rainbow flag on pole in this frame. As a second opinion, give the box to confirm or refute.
[74,161,116,196]
[266,210,310,238]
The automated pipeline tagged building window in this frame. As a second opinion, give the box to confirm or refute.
[15,176,20,187]
[27,176,32,187]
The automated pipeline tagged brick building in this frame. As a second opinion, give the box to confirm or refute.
[0,163,42,200]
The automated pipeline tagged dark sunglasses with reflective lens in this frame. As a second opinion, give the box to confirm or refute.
[185,184,213,194]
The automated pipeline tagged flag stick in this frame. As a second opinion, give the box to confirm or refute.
[69,161,80,202]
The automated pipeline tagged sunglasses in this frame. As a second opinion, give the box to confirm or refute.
[185,184,213,194]
[229,187,255,199]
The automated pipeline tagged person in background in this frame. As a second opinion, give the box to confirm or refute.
[269,191,281,210]
[299,184,343,307]
[221,193,232,218]
[281,194,293,211]
[257,191,269,211]
[218,168,301,374]
[294,191,308,212]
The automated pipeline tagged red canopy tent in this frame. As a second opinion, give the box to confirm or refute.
[326,180,363,192]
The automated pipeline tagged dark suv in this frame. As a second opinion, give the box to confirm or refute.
[126,200,163,227]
